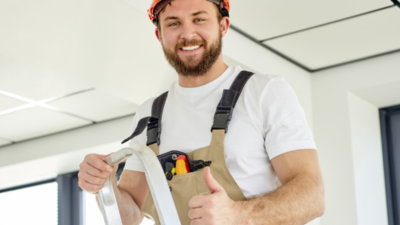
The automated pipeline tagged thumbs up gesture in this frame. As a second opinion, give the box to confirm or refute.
[188,167,239,225]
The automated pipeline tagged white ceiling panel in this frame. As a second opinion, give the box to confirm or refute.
[230,0,393,40]
[0,93,27,112]
[264,7,400,70]
[0,56,92,101]
[0,0,176,106]
[48,90,138,122]
[0,107,90,141]
[0,139,11,147]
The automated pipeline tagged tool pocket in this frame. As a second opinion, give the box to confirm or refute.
[157,150,212,180]
[156,151,212,224]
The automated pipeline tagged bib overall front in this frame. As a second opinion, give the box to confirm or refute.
[122,71,254,225]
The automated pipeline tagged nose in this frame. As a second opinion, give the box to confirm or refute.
[179,20,197,41]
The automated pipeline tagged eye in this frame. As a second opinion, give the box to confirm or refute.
[194,18,205,22]
[168,22,179,27]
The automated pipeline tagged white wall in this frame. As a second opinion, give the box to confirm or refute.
[348,93,387,225]
[312,51,400,225]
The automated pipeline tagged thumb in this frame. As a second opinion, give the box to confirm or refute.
[203,167,223,194]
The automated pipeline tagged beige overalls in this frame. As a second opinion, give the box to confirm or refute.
[122,71,254,225]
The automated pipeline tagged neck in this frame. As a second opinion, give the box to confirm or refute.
[178,55,228,88]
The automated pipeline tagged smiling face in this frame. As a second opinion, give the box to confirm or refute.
[156,0,227,77]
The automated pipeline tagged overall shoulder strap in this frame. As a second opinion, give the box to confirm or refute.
[211,70,254,133]
[121,91,168,145]
[147,91,168,145]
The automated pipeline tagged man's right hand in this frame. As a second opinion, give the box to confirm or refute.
[78,153,149,224]
[78,153,115,194]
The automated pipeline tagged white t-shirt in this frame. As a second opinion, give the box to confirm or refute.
[124,66,316,198]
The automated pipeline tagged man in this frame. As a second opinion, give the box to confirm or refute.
[78,0,325,224]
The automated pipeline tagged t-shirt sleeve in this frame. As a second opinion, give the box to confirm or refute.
[262,77,317,160]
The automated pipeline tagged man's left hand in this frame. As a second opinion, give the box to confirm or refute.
[188,167,240,225]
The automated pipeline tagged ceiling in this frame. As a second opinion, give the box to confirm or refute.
[0,65,138,144]
[0,0,399,147]
[0,52,138,146]
[123,0,400,71]
[229,0,400,71]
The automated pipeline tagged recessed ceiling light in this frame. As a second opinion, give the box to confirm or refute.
[0,90,35,104]
[0,88,94,121]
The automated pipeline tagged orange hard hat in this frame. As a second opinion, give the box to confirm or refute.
[148,0,230,26]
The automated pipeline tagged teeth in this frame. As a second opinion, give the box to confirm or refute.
[182,45,200,51]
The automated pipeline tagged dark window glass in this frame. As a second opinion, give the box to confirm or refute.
[380,105,400,225]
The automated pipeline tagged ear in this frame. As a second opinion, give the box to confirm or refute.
[155,27,162,43]
[220,17,230,38]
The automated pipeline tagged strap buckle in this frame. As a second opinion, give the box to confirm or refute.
[147,118,162,146]
[211,106,233,133]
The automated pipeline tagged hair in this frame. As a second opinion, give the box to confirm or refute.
[157,3,223,32]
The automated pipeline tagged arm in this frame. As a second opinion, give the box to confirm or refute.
[78,154,149,225]
[115,170,150,225]
[188,149,325,225]
[235,149,325,225]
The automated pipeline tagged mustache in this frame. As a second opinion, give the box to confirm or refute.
[176,39,206,50]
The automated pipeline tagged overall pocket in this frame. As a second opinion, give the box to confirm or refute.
[157,150,212,176]
[167,168,210,224]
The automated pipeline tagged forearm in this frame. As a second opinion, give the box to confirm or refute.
[116,185,144,225]
[235,173,325,225]
[96,183,144,225]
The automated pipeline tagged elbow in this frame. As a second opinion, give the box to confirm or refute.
[308,179,325,219]
[308,195,325,220]
[316,199,325,218]
[314,186,325,218]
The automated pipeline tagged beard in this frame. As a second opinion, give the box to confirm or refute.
[162,32,222,77]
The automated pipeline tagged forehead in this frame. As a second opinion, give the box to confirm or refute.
[159,0,217,19]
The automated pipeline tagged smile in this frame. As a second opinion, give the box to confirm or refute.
[181,45,202,51]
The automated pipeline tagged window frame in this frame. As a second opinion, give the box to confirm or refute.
[0,178,56,194]
[380,104,400,225]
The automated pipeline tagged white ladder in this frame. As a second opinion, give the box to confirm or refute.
[98,145,181,225]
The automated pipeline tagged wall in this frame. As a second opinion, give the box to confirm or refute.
[348,93,387,225]
[312,51,400,225]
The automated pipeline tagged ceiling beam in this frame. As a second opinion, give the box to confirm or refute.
[0,114,134,189]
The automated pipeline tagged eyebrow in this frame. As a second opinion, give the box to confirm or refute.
[192,10,208,16]
[164,10,209,22]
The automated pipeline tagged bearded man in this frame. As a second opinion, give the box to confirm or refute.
[78,0,325,224]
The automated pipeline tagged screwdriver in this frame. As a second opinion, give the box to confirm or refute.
[176,155,190,175]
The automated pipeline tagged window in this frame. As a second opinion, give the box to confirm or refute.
[0,181,58,225]
[0,163,156,225]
